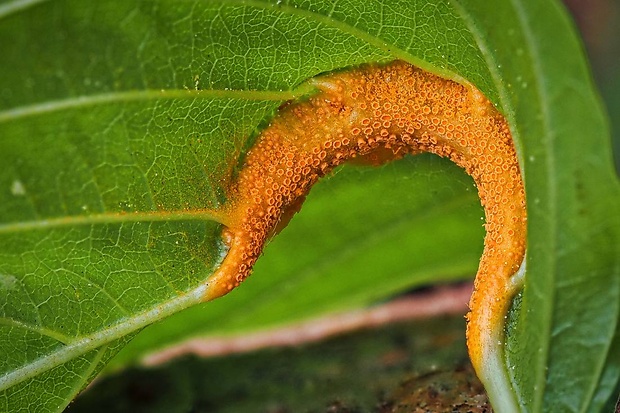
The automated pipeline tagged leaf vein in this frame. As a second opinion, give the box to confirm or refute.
[0,88,312,124]
[0,316,72,344]
[0,210,229,235]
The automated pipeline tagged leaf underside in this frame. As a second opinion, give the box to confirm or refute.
[0,1,618,412]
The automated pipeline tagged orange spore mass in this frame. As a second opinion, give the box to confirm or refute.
[205,61,526,378]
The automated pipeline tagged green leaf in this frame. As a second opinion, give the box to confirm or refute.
[0,1,618,412]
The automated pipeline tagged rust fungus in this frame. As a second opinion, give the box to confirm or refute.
[204,61,527,407]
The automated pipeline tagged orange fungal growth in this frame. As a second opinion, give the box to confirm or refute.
[205,61,526,407]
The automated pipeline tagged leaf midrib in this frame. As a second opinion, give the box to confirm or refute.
[0,316,72,344]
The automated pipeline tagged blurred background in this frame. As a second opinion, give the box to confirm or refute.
[564,0,620,172]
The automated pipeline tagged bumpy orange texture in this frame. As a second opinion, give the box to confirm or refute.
[205,61,527,380]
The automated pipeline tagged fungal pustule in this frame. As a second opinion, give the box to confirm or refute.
[206,61,526,409]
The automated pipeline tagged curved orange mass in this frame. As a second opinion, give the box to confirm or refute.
[205,61,526,398]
